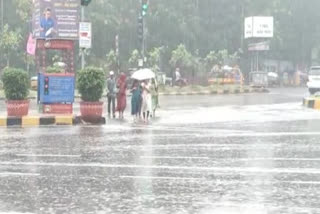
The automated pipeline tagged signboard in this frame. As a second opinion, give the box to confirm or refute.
[79,22,92,49]
[39,73,75,103]
[244,17,253,39]
[32,0,80,40]
[248,41,270,51]
[245,17,274,38]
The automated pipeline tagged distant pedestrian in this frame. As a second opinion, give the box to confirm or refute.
[107,71,116,118]
[175,67,181,85]
[116,73,127,119]
[141,81,152,123]
[131,80,141,121]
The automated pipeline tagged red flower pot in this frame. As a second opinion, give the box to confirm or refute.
[80,101,103,119]
[7,100,30,117]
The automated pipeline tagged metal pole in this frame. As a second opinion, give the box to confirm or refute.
[81,6,85,69]
[1,0,4,32]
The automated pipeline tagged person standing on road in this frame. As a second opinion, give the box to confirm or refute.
[150,78,159,117]
[107,71,116,118]
[131,80,141,121]
[116,73,127,119]
[141,81,152,123]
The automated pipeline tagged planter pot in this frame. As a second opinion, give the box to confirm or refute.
[7,100,30,117]
[80,101,103,119]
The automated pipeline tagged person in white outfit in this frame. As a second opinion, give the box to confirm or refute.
[141,81,152,122]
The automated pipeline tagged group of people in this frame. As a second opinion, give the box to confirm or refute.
[106,71,159,122]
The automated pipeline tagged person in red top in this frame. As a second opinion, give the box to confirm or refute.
[116,73,127,119]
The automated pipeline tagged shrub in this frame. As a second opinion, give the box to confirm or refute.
[46,66,64,73]
[77,67,105,102]
[2,67,29,100]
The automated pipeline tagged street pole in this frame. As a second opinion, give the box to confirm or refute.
[0,0,4,32]
[81,6,85,69]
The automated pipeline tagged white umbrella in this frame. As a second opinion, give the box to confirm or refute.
[223,65,233,71]
[131,68,155,80]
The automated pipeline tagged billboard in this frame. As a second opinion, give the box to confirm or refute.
[245,17,274,38]
[32,0,80,40]
[79,22,92,49]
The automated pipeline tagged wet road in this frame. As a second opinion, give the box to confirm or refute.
[1,88,320,214]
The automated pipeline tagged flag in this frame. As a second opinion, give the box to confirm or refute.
[26,33,36,55]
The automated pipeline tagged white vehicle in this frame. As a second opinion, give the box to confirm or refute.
[307,66,320,94]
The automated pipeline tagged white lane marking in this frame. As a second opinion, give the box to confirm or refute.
[0,161,320,175]
[282,181,320,185]
[15,154,81,158]
[140,156,209,160]
[195,202,320,212]
[236,158,320,161]
[120,175,203,181]
[0,172,39,177]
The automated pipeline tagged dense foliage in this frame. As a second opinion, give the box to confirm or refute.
[77,67,105,102]
[2,67,29,100]
[1,0,320,74]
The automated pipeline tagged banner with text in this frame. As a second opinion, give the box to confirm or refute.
[32,0,80,40]
[245,17,274,39]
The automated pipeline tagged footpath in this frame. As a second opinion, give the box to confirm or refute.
[0,85,268,127]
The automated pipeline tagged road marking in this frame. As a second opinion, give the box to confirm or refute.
[195,202,320,212]
[15,154,81,158]
[140,156,209,160]
[120,175,203,181]
[236,158,320,161]
[0,172,40,177]
[0,161,320,175]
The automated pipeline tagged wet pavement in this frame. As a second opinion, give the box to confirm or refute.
[1,88,320,214]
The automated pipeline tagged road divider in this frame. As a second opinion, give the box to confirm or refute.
[303,96,320,110]
[0,115,106,127]
[159,87,268,96]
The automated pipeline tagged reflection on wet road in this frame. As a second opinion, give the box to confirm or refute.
[0,88,320,214]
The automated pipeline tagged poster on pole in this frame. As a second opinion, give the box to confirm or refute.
[79,22,92,49]
[245,17,274,38]
[32,0,80,40]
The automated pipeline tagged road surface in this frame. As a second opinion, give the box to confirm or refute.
[1,88,320,214]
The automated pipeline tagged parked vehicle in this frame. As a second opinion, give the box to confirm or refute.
[307,66,320,94]
[31,76,38,90]
[250,71,268,88]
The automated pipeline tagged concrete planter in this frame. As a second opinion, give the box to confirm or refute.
[80,101,103,119]
[6,100,29,117]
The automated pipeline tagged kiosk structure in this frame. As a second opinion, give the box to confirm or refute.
[36,39,75,114]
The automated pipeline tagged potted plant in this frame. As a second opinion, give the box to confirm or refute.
[2,67,30,116]
[77,67,105,119]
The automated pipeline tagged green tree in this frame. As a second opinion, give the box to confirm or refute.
[129,49,140,68]
[0,25,22,67]
[170,44,194,71]
[148,46,164,73]
[105,49,118,72]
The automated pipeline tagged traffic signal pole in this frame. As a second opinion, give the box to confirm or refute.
[139,0,148,67]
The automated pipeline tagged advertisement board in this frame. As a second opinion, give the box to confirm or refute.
[32,0,80,40]
[79,22,92,48]
[245,17,274,38]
